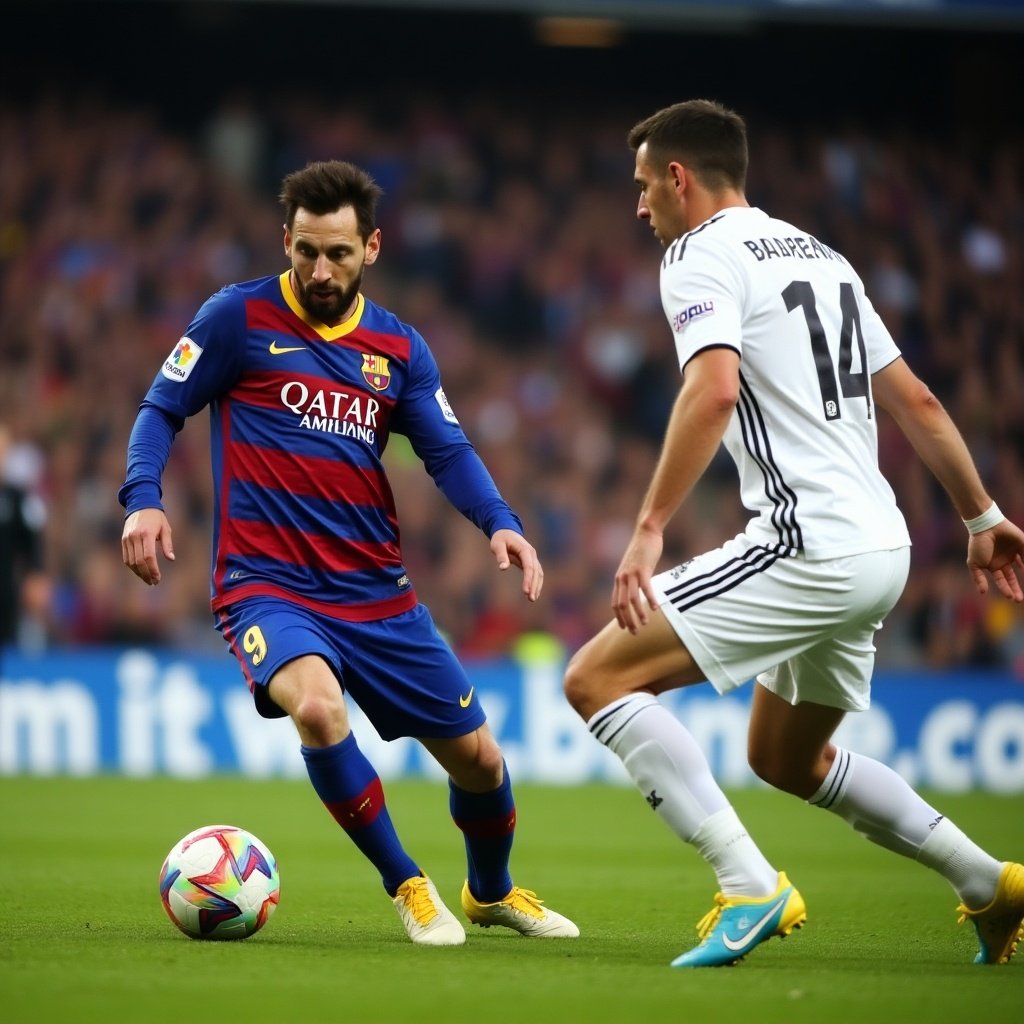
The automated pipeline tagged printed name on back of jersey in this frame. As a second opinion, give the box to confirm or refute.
[434,387,459,424]
[672,301,715,333]
[161,337,204,381]
[741,234,847,263]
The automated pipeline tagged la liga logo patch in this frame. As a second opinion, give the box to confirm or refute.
[671,300,715,333]
[161,337,204,382]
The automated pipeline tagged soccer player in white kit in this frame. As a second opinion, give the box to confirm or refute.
[564,99,1024,968]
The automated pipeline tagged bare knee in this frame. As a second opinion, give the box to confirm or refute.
[561,647,593,720]
[565,640,643,721]
[290,691,348,747]
[747,744,786,790]
[748,742,831,799]
[563,645,610,721]
[423,725,505,792]
[463,730,505,787]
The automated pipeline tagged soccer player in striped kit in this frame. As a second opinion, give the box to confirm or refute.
[564,100,1024,967]
[120,160,577,946]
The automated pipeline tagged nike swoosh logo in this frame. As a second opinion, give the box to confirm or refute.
[720,896,787,952]
[459,687,475,708]
[268,341,306,355]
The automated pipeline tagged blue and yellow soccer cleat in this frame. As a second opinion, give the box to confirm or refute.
[670,871,806,968]
[957,861,1024,965]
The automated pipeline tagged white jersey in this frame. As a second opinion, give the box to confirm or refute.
[660,206,910,559]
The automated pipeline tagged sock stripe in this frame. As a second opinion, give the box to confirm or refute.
[325,776,385,830]
[452,808,517,839]
[811,748,851,808]
[589,694,658,747]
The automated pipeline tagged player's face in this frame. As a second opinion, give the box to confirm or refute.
[634,143,687,247]
[285,206,380,325]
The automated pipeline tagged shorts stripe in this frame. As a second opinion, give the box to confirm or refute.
[663,544,783,612]
[737,375,802,552]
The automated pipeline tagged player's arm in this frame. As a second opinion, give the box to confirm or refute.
[614,346,740,633]
[394,340,542,600]
[118,288,246,586]
[418,436,543,601]
[872,356,1024,600]
[119,403,183,585]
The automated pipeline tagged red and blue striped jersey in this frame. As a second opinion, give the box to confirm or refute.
[120,272,522,621]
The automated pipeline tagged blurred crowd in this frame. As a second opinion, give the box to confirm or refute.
[1,87,1022,675]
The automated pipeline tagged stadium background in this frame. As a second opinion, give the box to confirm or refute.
[1,0,1023,787]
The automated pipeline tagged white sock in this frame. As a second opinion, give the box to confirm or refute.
[918,819,1003,909]
[810,747,1001,906]
[589,694,777,896]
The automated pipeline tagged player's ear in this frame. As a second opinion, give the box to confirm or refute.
[668,161,687,196]
[364,228,382,266]
[282,224,292,256]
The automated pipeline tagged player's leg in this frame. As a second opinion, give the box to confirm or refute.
[566,609,781,896]
[339,603,576,938]
[750,685,1022,964]
[271,658,465,946]
[220,600,462,945]
[422,725,579,937]
[750,545,1023,965]
[267,657,417,888]
[564,609,803,966]
[419,724,511,904]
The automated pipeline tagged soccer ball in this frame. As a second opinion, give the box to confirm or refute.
[159,824,280,940]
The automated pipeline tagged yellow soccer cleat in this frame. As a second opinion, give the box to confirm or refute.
[461,882,580,937]
[671,871,806,968]
[957,861,1024,965]
[392,875,466,946]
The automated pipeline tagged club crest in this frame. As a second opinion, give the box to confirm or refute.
[361,353,391,391]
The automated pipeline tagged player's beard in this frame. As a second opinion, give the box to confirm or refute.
[297,271,363,325]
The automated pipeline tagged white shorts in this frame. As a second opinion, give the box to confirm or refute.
[651,535,911,712]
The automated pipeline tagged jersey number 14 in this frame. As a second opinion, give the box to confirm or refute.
[784,280,871,422]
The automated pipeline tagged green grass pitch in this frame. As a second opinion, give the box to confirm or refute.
[2,776,1021,1023]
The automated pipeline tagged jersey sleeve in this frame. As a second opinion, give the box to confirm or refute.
[660,234,746,371]
[117,403,183,513]
[119,286,246,514]
[391,331,523,538]
[858,288,902,373]
[140,286,248,420]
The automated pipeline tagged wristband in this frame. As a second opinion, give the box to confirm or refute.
[963,502,1005,535]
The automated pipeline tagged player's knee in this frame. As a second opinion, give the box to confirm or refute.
[748,745,814,797]
[563,649,594,718]
[747,744,778,787]
[290,691,347,746]
[564,646,622,722]
[474,731,505,783]
[444,729,505,791]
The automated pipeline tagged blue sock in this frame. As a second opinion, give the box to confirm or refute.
[302,734,419,897]
[449,762,515,903]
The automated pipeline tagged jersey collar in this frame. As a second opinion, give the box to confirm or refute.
[278,271,364,341]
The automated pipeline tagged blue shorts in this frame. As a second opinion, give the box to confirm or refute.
[215,598,486,741]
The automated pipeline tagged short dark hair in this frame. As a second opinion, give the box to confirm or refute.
[628,99,748,193]
[279,160,383,241]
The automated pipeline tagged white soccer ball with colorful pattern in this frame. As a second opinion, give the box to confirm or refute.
[159,824,280,940]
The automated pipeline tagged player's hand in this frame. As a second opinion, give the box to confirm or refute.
[967,519,1024,602]
[612,526,663,634]
[490,528,543,602]
[122,508,175,586]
